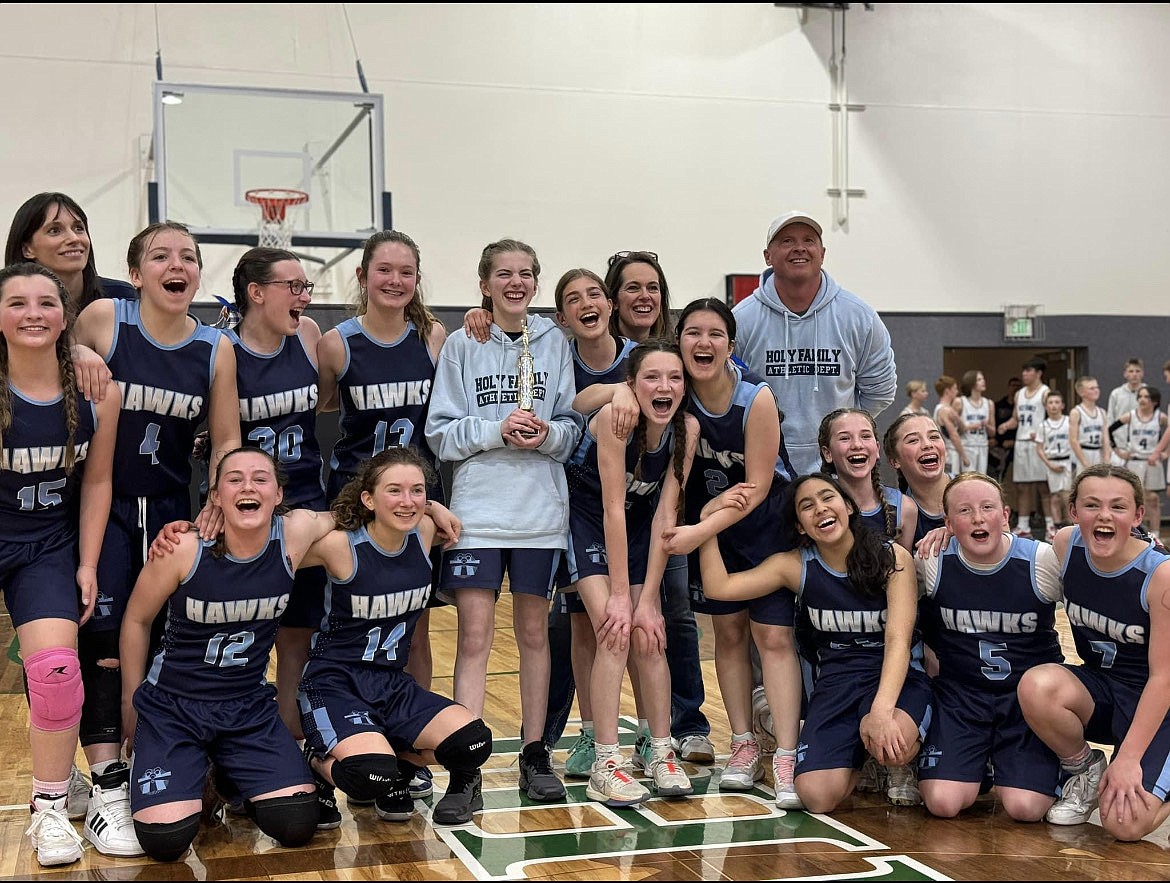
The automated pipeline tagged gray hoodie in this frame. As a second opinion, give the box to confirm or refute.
[733,268,897,475]
[424,315,583,549]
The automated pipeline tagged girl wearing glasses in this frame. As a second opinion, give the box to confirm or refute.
[224,248,326,744]
[69,221,240,857]
[316,229,449,805]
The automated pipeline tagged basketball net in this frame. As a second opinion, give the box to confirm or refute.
[245,188,309,250]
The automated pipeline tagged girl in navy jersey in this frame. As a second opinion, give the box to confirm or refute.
[226,248,324,740]
[692,473,931,814]
[121,448,329,861]
[0,264,118,866]
[915,472,1063,821]
[566,340,698,805]
[298,447,491,827]
[818,408,918,550]
[70,221,240,857]
[660,298,802,807]
[425,238,581,803]
[318,230,447,797]
[1018,464,1170,840]
[883,413,951,548]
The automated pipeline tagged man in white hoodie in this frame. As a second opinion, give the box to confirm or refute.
[732,211,897,476]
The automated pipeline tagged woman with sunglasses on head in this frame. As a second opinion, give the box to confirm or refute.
[6,192,137,311]
[224,248,327,746]
[317,229,451,806]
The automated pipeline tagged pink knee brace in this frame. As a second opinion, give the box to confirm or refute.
[25,647,83,731]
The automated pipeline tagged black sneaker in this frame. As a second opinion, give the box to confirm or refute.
[304,746,342,830]
[519,742,566,802]
[374,772,414,822]
[433,770,483,825]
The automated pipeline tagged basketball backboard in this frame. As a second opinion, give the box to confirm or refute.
[150,82,388,249]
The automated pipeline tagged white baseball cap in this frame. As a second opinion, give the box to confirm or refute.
[766,211,823,246]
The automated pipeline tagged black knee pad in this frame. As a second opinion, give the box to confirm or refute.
[134,812,200,863]
[330,753,398,801]
[434,720,493,772]
[248,791,319,848]
[78,629,121,746]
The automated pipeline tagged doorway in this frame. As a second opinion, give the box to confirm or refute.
[943,346,1085,406]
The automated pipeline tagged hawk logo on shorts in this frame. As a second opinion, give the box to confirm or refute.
[586,543,607,565]
[138,767,171,795]
[449,552,481,578]
[345,710,374,727]
[96,590,114,619]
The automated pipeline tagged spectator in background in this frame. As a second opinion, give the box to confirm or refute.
[900,380,930,417]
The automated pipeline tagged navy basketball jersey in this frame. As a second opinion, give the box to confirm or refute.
[106,299,221,497]
[0,387,97,541]
[228,329,323,507]
[145,519,292,699]
[860,485,905,540]
[571,336,635,392]
[329,318,437,481]
[1062,527,1170,688]
[920,535,1061,691]
[907,489,946,547]
[568,420,675,530]
[310,526,433,670]
[685,363,794,563]
[797,545,902,676]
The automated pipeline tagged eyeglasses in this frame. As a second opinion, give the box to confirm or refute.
[261,279,314,296]
[607,250,658,268]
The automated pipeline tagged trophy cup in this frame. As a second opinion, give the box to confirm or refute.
[516,318,538,437]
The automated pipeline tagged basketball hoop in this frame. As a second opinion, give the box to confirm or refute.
[245,188,309,249]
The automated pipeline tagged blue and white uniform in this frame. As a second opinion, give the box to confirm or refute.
[92,299,223,633]
[1040,415,1072,494]
[566,420,674,585]
[795,545,933,775]
[130,520,310,811]
[1012,384,1050,483]
[229,327,327,628]
[1060,527,1170,800]
[299,527,455,754]
[1073,403,1106,470]
[327,318,439,502]
[686,363,795,625]
[916,535,1063,793]
[1124,409,1166,493]
[860,485,907,541]
[0,387,97,626]
[958,396,991,475]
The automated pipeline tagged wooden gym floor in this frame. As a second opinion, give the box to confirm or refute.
[2,597,1170,880]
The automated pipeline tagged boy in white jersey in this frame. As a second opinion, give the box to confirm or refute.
[997,358,1050,539]
[1068,376,1111,473]
[1036,391,1071,538]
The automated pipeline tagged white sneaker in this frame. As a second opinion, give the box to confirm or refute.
[772,753,803,809]
[719,738,763,791]
[886,764,922,806]
[66,765,91,821]
[85,782,145,857]
[586,756,649,807]
[751,687,777,754]
[1046,749,1107,825]
[677,734,715,765]
[649,748,693,798]
[27,799,84,867]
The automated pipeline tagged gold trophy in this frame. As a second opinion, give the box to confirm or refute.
[516,317,537,437]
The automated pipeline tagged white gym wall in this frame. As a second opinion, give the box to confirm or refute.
[1,3,1167,313]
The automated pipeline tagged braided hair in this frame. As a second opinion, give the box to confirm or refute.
[817,408,896,539]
